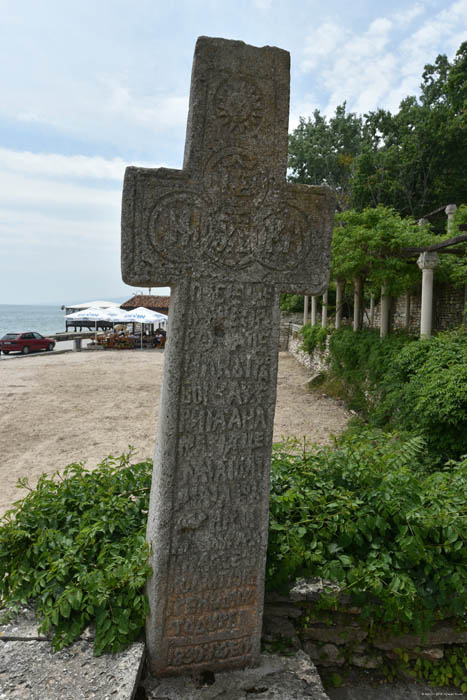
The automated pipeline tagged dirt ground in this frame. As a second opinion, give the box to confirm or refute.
[0,349,349,516]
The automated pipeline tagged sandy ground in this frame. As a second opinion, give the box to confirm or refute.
[0,349,349,517]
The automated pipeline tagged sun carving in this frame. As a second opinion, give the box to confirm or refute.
[214,77,264,135]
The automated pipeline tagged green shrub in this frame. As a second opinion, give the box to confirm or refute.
[267,430,467,635]
[2,432,466,657]
[300,323,331,355]
[280,293,304,313]
[373,329,467,461]
[327,327,415,413]
[0,452,152,655]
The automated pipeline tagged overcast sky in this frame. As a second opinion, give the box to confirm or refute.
[1,0,466,305]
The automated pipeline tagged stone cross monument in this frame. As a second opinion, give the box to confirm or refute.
[121,36,335,677]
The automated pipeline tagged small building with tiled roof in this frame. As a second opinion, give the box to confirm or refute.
[121,295,170,315]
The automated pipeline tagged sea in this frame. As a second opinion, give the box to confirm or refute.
[0,304,67,339]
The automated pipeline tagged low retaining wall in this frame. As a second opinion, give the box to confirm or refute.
[287,324,330,376]
[263,579,467,673]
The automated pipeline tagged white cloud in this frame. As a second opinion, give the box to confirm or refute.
[298,0,467,118]
[0,170,120,214]
[301,23,347,72]
[0,148,128,181]
[392,4,425,26]
[99,75,189,130]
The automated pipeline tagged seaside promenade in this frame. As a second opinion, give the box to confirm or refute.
[0,338,93,360]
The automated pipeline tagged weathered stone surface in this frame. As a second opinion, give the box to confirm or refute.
[374,623,467,650]
[386,647,444,661]
[262,615,301,649]
[290,578,341,603]
[0,638,145,699]
[121,36,334,677]
[303,641,320,661]
[143,651,331,699]
[350,654,382,670]
[0,607,49,641]
[264,603,304,619]
[264,591,292,605]
[302,625,368,645]
[314,644,345,667]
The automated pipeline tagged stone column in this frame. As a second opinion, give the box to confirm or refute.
[353,277,363,331]
[335,280,344,329]
[321,290,328,327]
[445,204,457,234]
[417,252,440,337]
[311,295,317,326]
[380,282,391,338]
[303,295,309,325]
[369,294,375,327]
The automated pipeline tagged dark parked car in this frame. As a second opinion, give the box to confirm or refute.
[0,332,56,355]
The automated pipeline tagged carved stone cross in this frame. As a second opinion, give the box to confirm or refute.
[121,36,334,677]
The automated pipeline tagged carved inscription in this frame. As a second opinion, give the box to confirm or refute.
[166,636,253,671]
[156,279,277,670]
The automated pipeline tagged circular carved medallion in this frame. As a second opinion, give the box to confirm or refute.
[214,77,264,135]
[148,192,205,262]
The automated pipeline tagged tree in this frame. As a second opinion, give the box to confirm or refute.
[288,43,467,222]
[351,43,467,222]
[288,103,370,210]
[331,207,435,297]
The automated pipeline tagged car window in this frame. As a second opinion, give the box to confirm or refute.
[2,333,20,339]
[22,333,34,339]
[33,333,43,339]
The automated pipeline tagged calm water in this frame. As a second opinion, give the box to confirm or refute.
[0,304,67,338]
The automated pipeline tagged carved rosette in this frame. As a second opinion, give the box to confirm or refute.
[214,76,264,135]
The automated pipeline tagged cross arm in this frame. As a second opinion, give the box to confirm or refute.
[276,182,335,295]
[121,165,196,287]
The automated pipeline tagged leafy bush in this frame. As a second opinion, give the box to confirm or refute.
[327,327,415,413]
[2,431,466,657]
[373,329,467,460]
[300,323,331,355]
[0,453,152,655]
[267,430,467,635]
[280,293,304,313]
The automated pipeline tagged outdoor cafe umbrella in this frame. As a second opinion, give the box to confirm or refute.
[100,307,129,327]
[122,307,168,348]
[64,308,108,342]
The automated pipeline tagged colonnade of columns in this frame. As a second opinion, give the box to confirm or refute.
[302,204,457,338]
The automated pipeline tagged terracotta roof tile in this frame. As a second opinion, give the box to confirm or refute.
[121,295,170,311]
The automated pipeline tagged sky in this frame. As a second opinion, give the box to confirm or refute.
[1,0,466,305]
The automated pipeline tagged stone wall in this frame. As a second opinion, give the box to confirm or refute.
[262,579,467,673]
[287,324,330,376]
[365,283,466,334]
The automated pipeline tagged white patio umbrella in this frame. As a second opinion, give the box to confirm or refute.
[122,307,168,348]
[100,307,130,326]
[64,308,108,342]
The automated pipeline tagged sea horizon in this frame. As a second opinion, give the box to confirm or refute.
[0,303,69,338]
